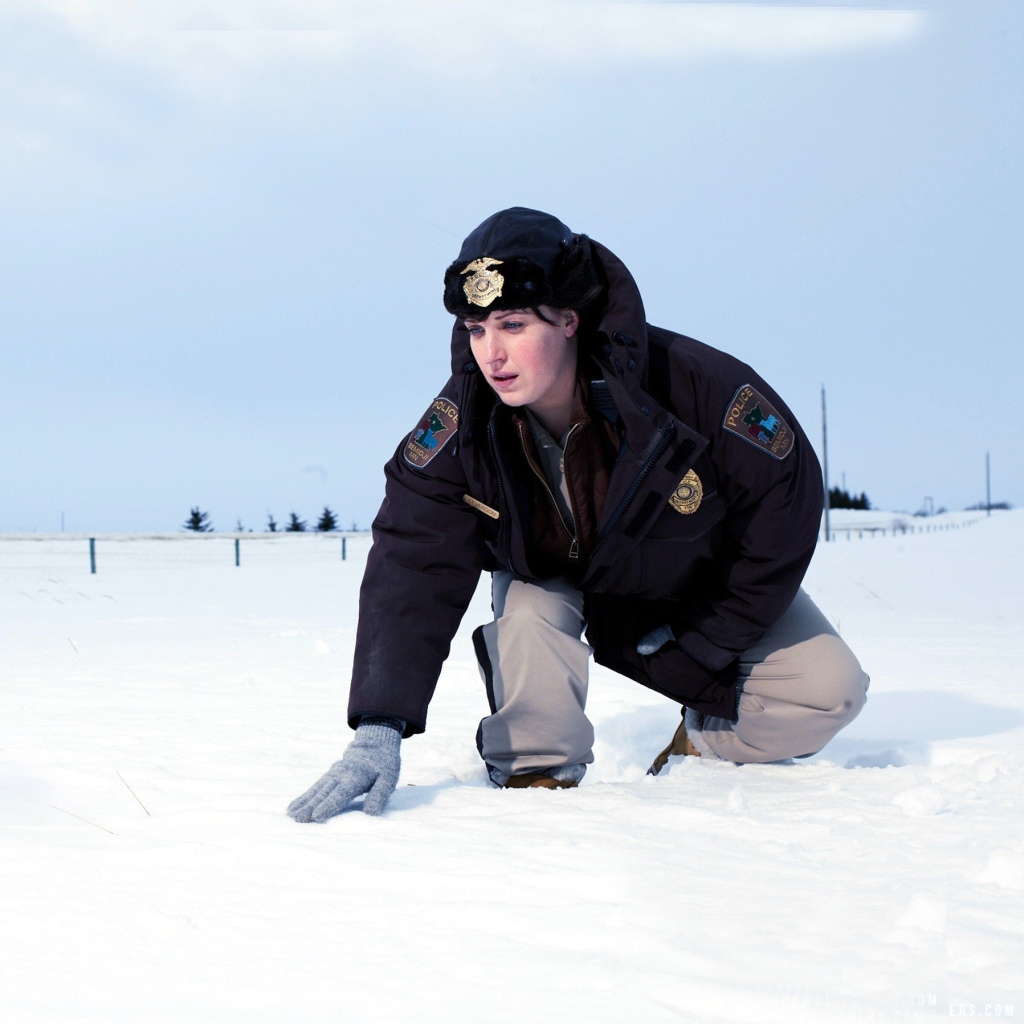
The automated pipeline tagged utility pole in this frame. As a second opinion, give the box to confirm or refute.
[821,385,830,542]
[986,452,991,516]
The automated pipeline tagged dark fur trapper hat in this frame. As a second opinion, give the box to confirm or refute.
[443,207,603,320]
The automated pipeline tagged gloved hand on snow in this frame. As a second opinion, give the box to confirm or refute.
[287,717,403,822]
[636,623,675,656]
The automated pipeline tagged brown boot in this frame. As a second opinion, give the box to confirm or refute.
[648,717,701,776]
[503,771,579,790]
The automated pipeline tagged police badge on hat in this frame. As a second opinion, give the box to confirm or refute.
[461,258,504,307]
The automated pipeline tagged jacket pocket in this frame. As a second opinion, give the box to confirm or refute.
[637,491,726,598]
[644,489,726,542]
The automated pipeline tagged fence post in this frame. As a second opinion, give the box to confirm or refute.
[342,537,347,561]
[89,537,96,574]
[235,538,240,567]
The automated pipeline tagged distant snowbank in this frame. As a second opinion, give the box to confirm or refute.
[2,510,1006,543]
[822,507,997,538]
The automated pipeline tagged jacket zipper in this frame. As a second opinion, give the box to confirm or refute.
[516,419,580,560]
[487,421,515,573]
[597,426,675,544]
[563,424,584,561]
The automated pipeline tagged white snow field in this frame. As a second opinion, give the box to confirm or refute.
[2,512,1022,1024]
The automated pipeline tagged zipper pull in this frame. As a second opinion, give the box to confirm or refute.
[569,538,579,560]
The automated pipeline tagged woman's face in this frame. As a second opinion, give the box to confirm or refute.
[467,306,579,418]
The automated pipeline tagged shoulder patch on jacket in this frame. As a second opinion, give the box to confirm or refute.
[403,397,459,468]
[722,384,794,460]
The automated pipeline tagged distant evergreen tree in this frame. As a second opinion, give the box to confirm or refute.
[828,487,870,511]
[966,501,1012,511]
[317,506,338,532]
[235,517,245,533]
[184,507,213,532]
[267,512,278,532]
[286,511,307,532]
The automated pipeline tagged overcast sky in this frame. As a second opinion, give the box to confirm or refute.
[1,0,1021,532]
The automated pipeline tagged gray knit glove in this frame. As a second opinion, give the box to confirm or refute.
[637,623,675,656]
[287,718,403,822]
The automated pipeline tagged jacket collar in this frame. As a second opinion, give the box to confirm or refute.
[588,239,649,385]
[586,240,666,462]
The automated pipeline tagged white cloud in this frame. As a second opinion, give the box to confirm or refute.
[14,2,929,103]
[0,2,927,190]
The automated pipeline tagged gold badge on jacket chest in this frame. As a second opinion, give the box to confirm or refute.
[668,470,702,515]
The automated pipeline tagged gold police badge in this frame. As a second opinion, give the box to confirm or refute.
[462,258,504,307]
[669,470,702,515]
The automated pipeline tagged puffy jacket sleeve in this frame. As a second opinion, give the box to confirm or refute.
[672,371,824,675]
[348,381,488,735]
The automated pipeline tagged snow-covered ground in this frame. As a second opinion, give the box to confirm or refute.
[2,513,1021,1023]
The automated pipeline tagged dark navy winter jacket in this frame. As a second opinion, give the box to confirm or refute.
[348,241,824,733]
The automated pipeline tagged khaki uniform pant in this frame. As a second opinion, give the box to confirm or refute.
[474,573,868,775]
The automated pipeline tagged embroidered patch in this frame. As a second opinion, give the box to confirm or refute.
[668,470,702,515]
[403,397,459,468]
[722,384,794,460]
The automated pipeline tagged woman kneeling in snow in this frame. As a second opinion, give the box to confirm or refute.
[288,207,868,821]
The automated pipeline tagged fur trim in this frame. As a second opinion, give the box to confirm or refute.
[443,221,602,319]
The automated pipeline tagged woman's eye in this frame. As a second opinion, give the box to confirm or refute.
[503,321,523,331]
